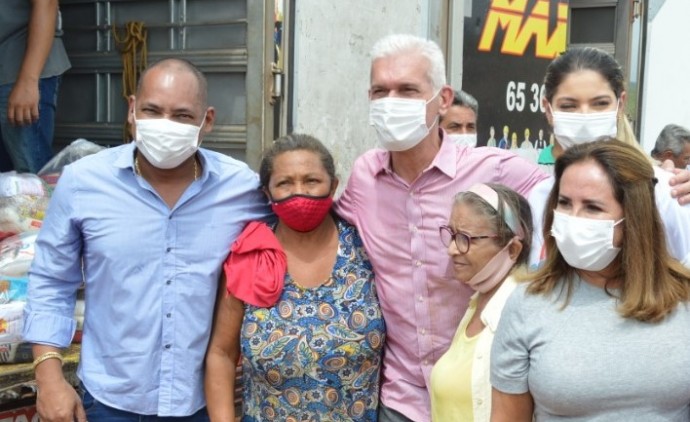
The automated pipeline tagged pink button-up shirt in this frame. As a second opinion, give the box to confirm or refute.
[335,136,549,421]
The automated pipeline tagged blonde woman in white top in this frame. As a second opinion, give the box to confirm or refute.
[430,183,533,421]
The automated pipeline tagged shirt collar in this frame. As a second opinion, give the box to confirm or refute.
[113,143,221,178]
[480,275,518,332]
[433,130,458,178]
[113,142,137,171]
[373,129,458,178]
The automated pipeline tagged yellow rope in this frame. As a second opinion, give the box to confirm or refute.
[112,21,148,142]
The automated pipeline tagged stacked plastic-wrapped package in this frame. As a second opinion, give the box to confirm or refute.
[0,174,48,364]
[0,140,103,363]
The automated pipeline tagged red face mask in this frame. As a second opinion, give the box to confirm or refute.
[271,194,333,232]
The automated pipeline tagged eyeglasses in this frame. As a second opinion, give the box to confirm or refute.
[439,225,499,254]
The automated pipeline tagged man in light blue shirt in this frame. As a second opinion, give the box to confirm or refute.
[23,58,270,421]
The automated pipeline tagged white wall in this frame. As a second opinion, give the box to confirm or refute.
[291,0,430,187]
[640,0,690,153]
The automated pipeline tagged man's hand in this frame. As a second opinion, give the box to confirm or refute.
[7,77,40,126]
[35,377,86,422]
[9,0,60,126]
[662,159,690,205]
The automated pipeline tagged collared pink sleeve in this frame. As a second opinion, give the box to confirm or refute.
[334,177,357,225]
[488,147,551,196]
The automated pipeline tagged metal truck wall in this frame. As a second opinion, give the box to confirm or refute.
[289,0,449,187]
[56,0,271,165]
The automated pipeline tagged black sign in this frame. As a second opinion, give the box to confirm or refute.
[463,0,568,163]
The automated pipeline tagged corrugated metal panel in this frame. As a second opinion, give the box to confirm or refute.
[56,0,269,164]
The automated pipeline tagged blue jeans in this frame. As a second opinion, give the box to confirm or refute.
[82,387,210,422]
[0,76,60,173]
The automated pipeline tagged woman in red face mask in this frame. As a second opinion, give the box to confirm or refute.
[205,134,385,421]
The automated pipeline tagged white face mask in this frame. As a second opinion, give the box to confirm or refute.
[551,105,618,150]
[369,91,440,152]
[551,210,624,271]
[134,116,205,169]
[448,133,477,148]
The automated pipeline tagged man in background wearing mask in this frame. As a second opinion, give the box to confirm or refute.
[24,58,269,421]
[334,34,550,422]
[439,89,479,148]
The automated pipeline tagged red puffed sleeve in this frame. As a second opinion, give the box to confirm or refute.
[223,221,286,307]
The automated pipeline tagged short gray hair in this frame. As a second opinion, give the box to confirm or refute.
[651,124,690,156]
[370,34,446,91]
[452,90,479,118]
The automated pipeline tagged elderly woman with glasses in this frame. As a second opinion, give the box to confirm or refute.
[430,183,533,422]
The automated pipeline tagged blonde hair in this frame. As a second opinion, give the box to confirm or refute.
[526,139,690,322]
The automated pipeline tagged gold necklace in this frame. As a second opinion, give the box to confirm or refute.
[134,156,198,180]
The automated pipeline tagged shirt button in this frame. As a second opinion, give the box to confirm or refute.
[422,359,429,365]
[164,344,171,349]
[166,313,171,318]
[166,280,172,285]
[411,226,418,233]
[166,247,172,252]
[477,354,483,360]
[477,399,483,406]
[415,260,422,267]
[420,328,426,335]
[418,296,424,302]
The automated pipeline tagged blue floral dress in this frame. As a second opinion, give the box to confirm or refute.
[240,217,385,421]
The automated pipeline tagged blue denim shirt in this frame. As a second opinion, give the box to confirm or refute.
[24,143,270,416]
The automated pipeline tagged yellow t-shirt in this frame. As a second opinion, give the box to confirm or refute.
[430,301,481,421]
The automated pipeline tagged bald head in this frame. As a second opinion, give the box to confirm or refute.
[128,57,215,141]
[137,58,208,108]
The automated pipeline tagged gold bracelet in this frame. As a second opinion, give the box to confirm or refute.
[32,351,64,371]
